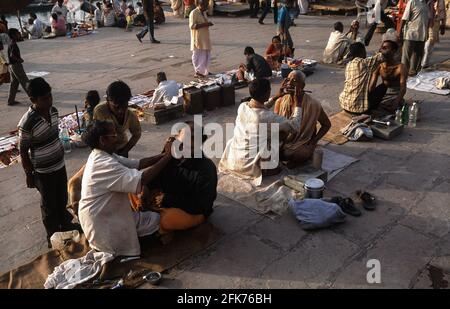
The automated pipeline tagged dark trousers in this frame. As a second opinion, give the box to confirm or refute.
[368,83,387,110]
[259,0,271,22]
[8,63,29,104]
[137,7,155,40]
[364,10,395,46]
[273,5,278,24]
[249,0,260,17]
[402,40,425,76]
[34,167,74,240]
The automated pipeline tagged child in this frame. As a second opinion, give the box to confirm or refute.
[125,4,135,31]
[82,90,101,129]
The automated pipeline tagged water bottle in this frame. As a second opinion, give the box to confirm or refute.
[408,102,418,128]
[401,104,409,126]
[394,109,402,124]
[61,128,72,153]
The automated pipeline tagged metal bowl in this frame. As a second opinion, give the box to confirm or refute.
[143,271,162,285]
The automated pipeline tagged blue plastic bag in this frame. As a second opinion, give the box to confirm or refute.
[289,198,346,230]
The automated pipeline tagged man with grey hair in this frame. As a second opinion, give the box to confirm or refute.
[189,0,213,78]
[273,70,331,168]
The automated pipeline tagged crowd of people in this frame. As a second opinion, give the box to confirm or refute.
[0,0,447,259]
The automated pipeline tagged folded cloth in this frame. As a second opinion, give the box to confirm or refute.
[44,249,114,289]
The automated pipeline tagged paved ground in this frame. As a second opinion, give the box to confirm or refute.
[0,12,449,289]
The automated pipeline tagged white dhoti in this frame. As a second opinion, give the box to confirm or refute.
[192,49,211,76]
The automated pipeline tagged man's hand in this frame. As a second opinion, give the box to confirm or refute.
[26,173,35,188]
[163,136,175,155]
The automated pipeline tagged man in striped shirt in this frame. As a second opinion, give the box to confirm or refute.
[18,77,78,247]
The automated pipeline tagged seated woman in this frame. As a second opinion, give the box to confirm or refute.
[51,13,66,36]
[219,78,302,185]
[154,0,166,25]
[368,40,407,113]
[134,121,217,236]
[265,35,292,70]
[274,70,331,168]
[78,120,172,256]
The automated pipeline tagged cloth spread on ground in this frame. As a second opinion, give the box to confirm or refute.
[44,250,114,289]
[407,71,450,95]
[321,110,353,145]
[26,71,50,78]
[218,148,357,217]
[0,222,222,289]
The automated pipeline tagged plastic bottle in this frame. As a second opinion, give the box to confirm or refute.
[61,128,72,153]
[50,230,80,250]
[394,109,402,124]
[408,102,418,128]
[401,104,409,126]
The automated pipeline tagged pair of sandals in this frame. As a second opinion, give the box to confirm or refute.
[330,190,376,217]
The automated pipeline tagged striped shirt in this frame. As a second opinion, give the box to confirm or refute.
[18,106,65,174]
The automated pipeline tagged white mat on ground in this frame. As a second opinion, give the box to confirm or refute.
[27,71,50,78]
[217,148,358,217]
[407,71,450,95]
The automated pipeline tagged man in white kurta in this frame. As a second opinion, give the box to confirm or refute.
[189,0,212,77]
[78,149,160,256]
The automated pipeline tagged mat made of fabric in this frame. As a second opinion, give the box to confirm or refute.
[321,111,352,145]
[0,222,222,289]
[407,71,450,96]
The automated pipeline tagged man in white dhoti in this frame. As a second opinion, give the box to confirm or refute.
[78,120,173,257]
[189,0,213,78]
[219,78,301,186]
[323,22,351,65]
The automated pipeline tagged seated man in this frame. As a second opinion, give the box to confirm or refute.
[219,78,301,185]
[323,22,351,65]
[78,120,172,257]
[345,20,364,43]
[339,42,385,114]
[265,35,293,71]
[93,80,141,157]
[150,72,182,104]
[134,121,217,236]
[237,46,272,82]
[154,0,166,24]
[274,70,331,167]
[368,40,407,113]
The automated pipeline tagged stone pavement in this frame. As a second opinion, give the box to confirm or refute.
[0,13,449,289]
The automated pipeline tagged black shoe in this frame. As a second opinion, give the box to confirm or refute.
[356,190,376,211]
[258,20,264,25]
[333,197,361,217]
[151,38,160,44]
[7,101,20,106]
[136,34,142,43]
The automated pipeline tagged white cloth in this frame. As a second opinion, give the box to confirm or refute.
[323,31,350,64]
[94,8,102,22]
[78,149,159,257]
[103,10,116,27]
[402,0,429,42]
[150,80,182,104]
[192,49,211,76]
[44,249,114,289]
[407,70,450,95]
[298,0,309,14]
[219,101,301,186]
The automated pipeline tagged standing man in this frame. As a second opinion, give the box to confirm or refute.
[422,0,446,68]
[18,77,78,248]
[399,0,429,76]
[258,0,272,24]
[6,28,29,106]
[278,0,294,53]
[93,80,141,157]
[189,0,213,78]
[248,0,260,19]
[136,0,160,44]
[364,0,395,46]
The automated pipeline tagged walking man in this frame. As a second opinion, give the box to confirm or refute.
[7,28,29,106]
[364,0,395,46]
[136,0,160,43]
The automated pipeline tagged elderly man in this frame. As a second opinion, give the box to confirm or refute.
[422,0,446,68]
[150,72,182,104]
[136,0,160,43]
[323,22,351,65]
[339,42,385,114]
[189,0,213,78]
[79,120,172,257]
[273,71,331,167]
[93,80,141,158]
[219,78,302,185]
[399,0,429,76]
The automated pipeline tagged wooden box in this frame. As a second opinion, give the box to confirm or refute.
[143,104,184,125]
[220,84,235,107]
[202,84,221,111]
[183,87,204,115]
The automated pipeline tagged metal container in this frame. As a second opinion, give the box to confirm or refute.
[304,178,325,199]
